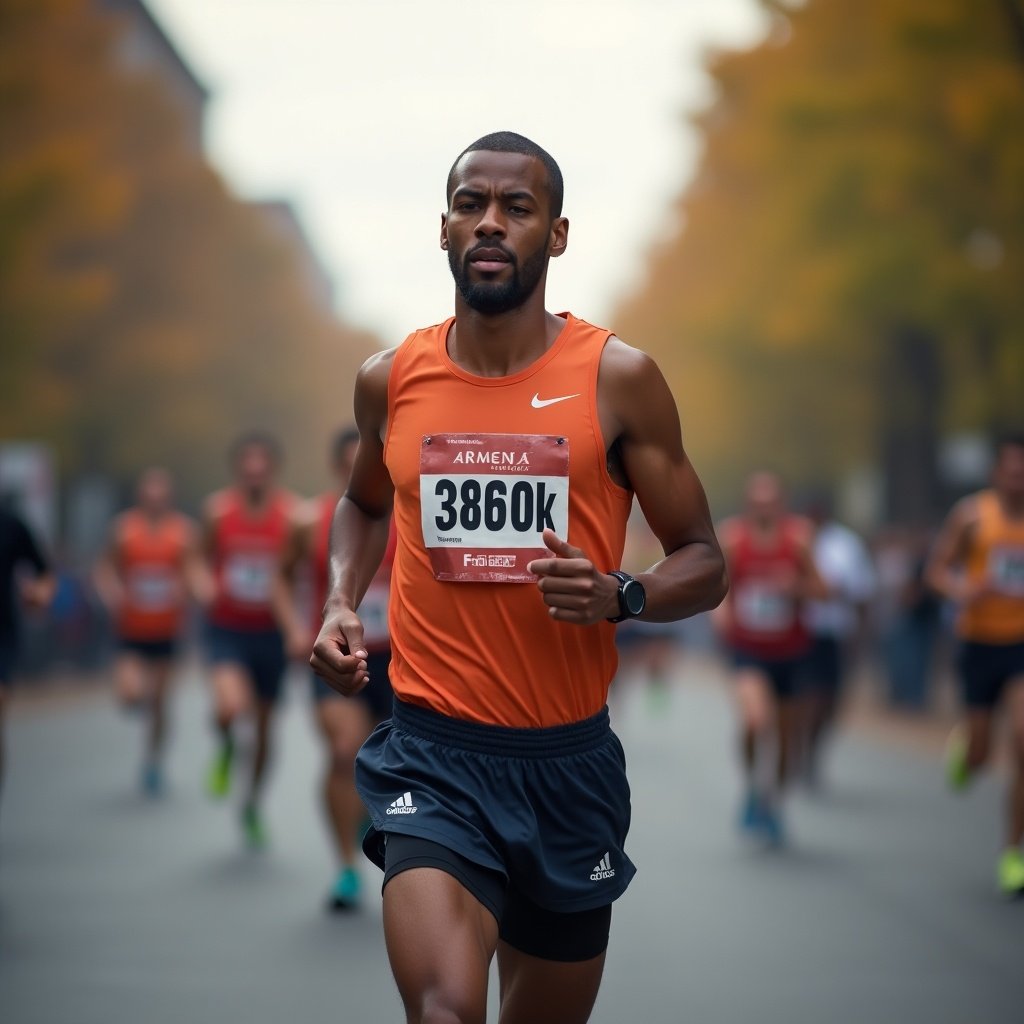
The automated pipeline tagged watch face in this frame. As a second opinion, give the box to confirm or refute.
[624,580,646,616]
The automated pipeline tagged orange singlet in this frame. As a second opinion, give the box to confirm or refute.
[959,490,1024,644]
[385,313,633,728]
[114,509,191,641]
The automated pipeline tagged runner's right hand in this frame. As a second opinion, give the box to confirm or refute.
[310,607,369,696]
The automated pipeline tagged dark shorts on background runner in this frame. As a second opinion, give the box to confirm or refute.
[731,649,804,699]
[118,636,176,661]
[356,699,635,919]
[802,635,843,693]
[206,623,287,703]
[311,649,393,719]
[958,640,1024,708]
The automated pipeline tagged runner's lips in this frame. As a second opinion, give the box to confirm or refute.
[469,247,511,272]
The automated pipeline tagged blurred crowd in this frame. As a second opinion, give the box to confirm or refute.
[0,465,963,717]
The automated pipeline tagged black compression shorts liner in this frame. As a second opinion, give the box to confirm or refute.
[383,833,505,923]
[382,834,613,962]
[391,698,610,757]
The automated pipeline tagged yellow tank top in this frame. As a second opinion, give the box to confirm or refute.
[958,490,1024,643]
[384,312,633,727]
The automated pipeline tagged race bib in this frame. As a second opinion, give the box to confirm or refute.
[734,581,795,633]
[989,546,1024,597]
[223,553,274,604]
[358,580,390,644]
[127,565,178,611]
[420,433,569,582]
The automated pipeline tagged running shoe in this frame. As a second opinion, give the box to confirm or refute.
[739,791,765,835]
[141,762,164,798]
[242,803,268,850]
[997,849,1024,898]
[645,678,671,716]
[206,743,233,799]
[944,727,971,792]
[327,866,362,912]
[759,802,786,848]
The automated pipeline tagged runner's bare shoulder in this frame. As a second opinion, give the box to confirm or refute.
[355,346,400,437]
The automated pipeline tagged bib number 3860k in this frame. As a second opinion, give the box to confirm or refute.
[420,433,569,582]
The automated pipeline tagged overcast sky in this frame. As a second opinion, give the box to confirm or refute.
[149,0,765,342]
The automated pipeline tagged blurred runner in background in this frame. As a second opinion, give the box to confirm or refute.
[716,472,827,845]
[614,508,682,714]
[202,434,300,848]
[94,468,206,796]
[927,432,1024,897]
[275,427,395,910]
[800,494,876,789]
[0,499,55,815]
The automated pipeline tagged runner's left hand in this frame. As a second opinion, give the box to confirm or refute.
[528,529,620,625]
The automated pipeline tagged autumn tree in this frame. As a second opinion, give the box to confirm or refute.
[615,0,1024,520]
[0,0,379,507]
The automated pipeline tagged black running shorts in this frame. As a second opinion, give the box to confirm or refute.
[959,640,1024,709]
[355,698,634,955]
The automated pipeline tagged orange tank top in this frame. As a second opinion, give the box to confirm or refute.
[115,510,191,640]
[959,490,1024,643]
[384,312,633,728]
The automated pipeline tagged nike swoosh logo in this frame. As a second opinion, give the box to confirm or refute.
[531,392,580,409]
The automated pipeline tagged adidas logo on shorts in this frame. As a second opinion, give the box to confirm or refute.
[590,852,616,881]
[386,792,418,815]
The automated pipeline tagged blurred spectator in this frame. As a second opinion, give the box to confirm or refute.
[874,526,940,710]
[1,496,56,805]
[800,495,876,785]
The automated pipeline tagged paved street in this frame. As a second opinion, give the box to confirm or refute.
[1,660,1019,1024]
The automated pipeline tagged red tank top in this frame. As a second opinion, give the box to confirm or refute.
[115,510,191,640]
[724,516,811,659]
[312,492,396,652]
[384,312,633,727]
[209,489,291,631]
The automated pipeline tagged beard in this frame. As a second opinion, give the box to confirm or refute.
[448,241,548,315]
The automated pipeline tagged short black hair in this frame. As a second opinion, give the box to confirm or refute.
[230,431,282,466]
[331,426,360,464]
[447,131,564,218]
[995,430,1024,459]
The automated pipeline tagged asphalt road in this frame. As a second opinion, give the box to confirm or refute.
[1,660,1019,1024]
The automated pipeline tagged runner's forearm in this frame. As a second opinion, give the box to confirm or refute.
[634,541,728,622]
[325,496,391,614]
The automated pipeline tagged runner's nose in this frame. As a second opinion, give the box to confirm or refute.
[474,199,506,239]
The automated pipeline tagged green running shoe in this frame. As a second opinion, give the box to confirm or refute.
[327,866,362,912]
[206,743,233,799]
[242,803,268,850]
[944,728,971,792]
[997,849,1024,898]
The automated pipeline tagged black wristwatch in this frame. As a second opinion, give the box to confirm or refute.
[607,571,646,623]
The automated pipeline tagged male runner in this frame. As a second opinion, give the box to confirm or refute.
[275,427,395,909]
[0,501,55,811]
[717,472,826,844]
[926,432,1024,897]
[311,132,726,1024]
[800,495,875,788]
[94,468,204,795]
[203,433,299,847]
